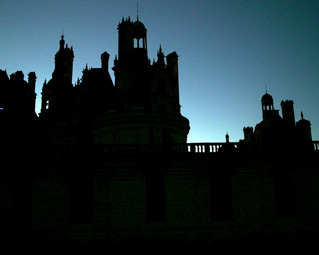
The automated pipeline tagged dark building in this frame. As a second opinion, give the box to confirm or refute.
[242,92,314,154]
[1,17,319,251]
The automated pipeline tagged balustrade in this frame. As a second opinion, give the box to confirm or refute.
[52,141,319,155]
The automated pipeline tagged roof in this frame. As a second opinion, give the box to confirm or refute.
[261,92,273,104]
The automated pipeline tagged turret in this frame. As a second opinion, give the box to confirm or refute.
[40,35,74,120]
[261,92,274,120]
[53,35,74,84]
[296,112,312,143]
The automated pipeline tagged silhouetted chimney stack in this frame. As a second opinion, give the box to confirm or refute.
[101,51,110,71]
[28,72,37,112]
[281,100,295,128]
[28,72,36,92]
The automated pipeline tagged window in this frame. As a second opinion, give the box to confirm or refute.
[134,38,141,48]
[69,173,93,224]
[210,172,233,221]
[113,132,119,144]
[149,127,155,144]
[12,176,33,227]
[162,128,172,144]
[146,172,166,222]
[274,172,297,218]
[157,79,166,97]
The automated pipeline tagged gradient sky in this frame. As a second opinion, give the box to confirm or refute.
[1,0,318,143]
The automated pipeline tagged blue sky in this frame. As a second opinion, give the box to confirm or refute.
[1,0,318,142]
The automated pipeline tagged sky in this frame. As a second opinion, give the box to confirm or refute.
[1,0,318,143]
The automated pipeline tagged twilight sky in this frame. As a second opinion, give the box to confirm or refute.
[1,0,318,143]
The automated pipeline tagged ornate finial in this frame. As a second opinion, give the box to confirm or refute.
[59,33,65,50]
[301,111,304,120]
[265,84,268,94]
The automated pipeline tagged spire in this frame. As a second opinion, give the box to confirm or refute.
[157,44,164,56]
[158,44,162,54]
[137,2,139,21]
[156,44,165,67]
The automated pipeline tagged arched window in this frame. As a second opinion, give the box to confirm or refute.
[45,100,50,110]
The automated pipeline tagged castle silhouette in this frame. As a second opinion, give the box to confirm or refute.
[0,17,318,250]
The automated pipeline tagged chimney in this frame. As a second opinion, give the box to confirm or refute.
[28,72,37,112]
[28,72,37,92]
[281,100,295,128]
[101,51,110,71]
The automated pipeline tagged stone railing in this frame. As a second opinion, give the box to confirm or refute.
[91,142,239,154]
[183,143,238,153]
[52,141,319,155]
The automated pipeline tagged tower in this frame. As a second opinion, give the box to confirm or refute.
[114,17,150,108]
[296,112,312,145]
[117,16,147,62]
[53,35,74,84]
[93,17,190,145]
[40,35,74,120]
[261,91,282,129]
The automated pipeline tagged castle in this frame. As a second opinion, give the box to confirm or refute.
[0,17,318,250]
